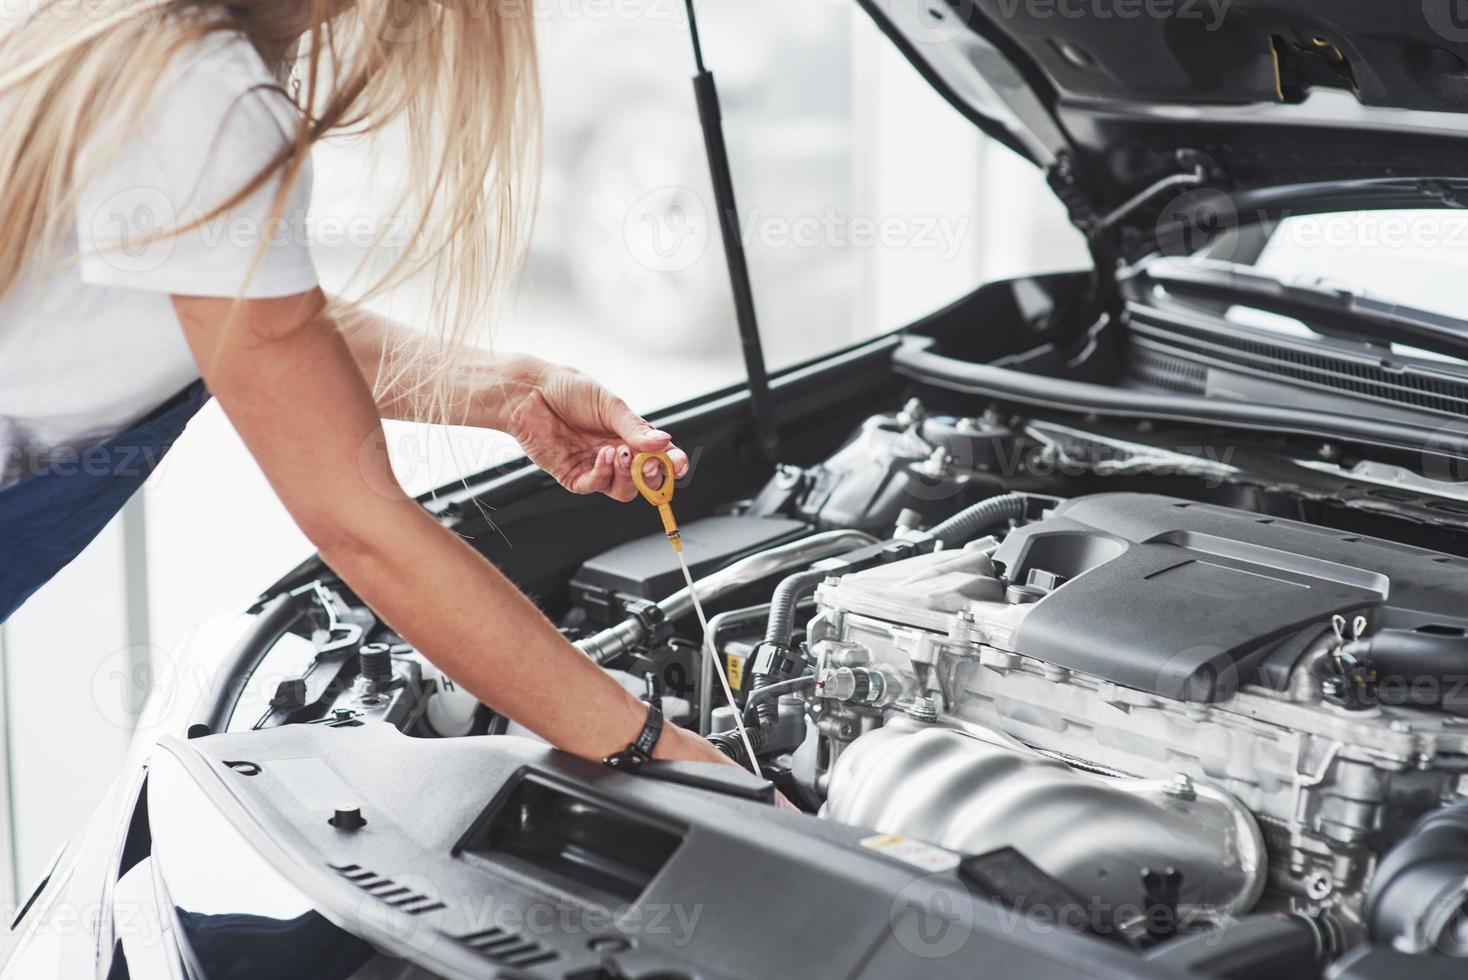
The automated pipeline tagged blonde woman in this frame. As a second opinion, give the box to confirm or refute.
[0,1,733,768]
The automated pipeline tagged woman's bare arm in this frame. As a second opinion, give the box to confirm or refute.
[172,288,729,766]
[332,300,535,430]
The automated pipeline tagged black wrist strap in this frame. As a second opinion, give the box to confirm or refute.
[604,699,664,771]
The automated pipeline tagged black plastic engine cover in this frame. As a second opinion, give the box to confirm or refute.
[990,493,1468,702]
[571,515,808,625]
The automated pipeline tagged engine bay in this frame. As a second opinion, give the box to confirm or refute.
[231,397,1468,977]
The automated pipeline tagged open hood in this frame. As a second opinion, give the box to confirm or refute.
[858,0,1468,252]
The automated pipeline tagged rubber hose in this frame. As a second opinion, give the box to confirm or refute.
[763,568,829,650]
[709,725,767,768]
[741,674,816,734]
[745,675,816,709]
[927,491,1028,547]
[752,568,829,732]
[1340,629,1468,712]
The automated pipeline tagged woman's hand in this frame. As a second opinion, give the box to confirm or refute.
[333,309,686,501]
[503,357,690,501]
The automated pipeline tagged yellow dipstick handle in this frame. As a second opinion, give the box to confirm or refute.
[632,451,681,552]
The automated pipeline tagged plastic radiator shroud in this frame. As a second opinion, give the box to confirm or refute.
[988,493,1468,702]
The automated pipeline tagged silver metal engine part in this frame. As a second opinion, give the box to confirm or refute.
[824,715,1267,921]
[808,541,1468,944]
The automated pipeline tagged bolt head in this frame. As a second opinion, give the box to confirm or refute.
[330,806,367,831]
[1164,773,1197,801]
[905,697,940,723]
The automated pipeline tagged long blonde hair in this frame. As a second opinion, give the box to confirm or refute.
[0,0,540,423]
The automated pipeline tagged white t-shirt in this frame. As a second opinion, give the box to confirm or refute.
[0,29,318,489]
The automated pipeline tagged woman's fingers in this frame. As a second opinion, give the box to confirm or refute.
[640,444,688,486]
[568,446,615,494]
[563,441,678,502]
[667,444,689,478]
[606,446,639,502]
[632,441,689,489]
[631,426,673,451]
[563,409,685,500]
[603,394,672,453]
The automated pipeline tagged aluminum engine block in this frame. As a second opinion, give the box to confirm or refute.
[807,542,1468,940]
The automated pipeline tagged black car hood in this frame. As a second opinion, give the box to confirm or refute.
[858,0,1468,243]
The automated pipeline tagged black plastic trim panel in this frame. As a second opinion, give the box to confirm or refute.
[156,724,1189,980]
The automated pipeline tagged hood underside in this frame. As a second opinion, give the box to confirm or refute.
[971,0,1468,111]
[860,0,1468,227]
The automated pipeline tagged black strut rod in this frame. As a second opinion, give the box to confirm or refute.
[682,0,780,464]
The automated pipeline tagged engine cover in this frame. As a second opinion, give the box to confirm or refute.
[988,493,1468,702]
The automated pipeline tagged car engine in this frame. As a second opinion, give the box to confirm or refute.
[809,492,1468,956]
[568,401,1468,968]
[246,399,1468,974]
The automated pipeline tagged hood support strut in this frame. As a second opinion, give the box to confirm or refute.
[682,0,780,465]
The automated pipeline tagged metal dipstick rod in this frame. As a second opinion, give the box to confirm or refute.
[632,450,759,769]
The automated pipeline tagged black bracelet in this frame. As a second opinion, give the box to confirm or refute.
[604,699,664,771]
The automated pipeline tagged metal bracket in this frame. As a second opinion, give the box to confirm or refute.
[290,580,364,653]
